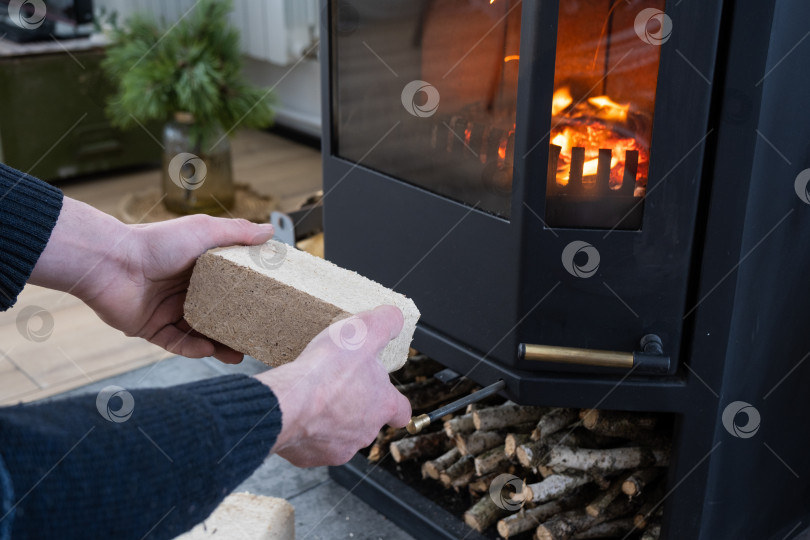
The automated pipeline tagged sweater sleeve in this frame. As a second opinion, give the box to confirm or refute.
[0,374,282,540]
[0,163,63,311]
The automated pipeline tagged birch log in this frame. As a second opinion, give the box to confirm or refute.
[456,430,504,456]
[546,446,669,474]
[505,433,531,459]
[464,493,509,532]
[473,403,546,431]
[523,474,591,504]
[622,467,661,497]
[439,455,475,489]
[390,431,453,463]
[421,447,460,480]
[531,408,579,441]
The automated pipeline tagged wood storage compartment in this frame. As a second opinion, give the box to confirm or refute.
[353,354,675,539]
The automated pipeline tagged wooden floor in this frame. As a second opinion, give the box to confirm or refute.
[0,129,322,405]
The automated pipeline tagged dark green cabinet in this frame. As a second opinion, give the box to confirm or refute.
[0,46,160,181]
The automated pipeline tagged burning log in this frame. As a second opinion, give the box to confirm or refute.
[531,408,579,441]
[463,491,509,533]
[390,431,453,463]
[621,467,662,498]
[368,427,407,462]
[534,499,635,540]
[570,518,636,539]
[546,446,669,475]
[505,433,531,459]
[522,474,591,504]
[585,473,631,517]
[455,430,504,456]
[473,403,546,431]
[421,447,460,480]
[579,409,658,438]
[439,454,475,489]
[474,444,510,476]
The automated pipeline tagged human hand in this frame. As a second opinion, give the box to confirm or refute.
[30,197,274,363]
[255,305,412,467]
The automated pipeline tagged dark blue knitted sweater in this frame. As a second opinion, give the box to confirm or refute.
[0,164,282,539]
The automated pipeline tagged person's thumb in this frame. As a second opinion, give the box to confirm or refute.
[197,216,275,250]
[324,305,404,358]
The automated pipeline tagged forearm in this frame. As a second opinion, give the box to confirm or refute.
[28,197,131,302]
[0,375,281,539]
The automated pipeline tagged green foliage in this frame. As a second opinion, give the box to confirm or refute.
[102,0,274,145]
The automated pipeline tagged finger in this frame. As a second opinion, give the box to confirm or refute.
[212,342,245,364]
[152,325,215,358]
[173,321,244,364]
[350,305,405,354]
[386,388,413,428]
[197,216,275,250]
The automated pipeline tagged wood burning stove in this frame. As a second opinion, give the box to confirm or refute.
[320,0,810,538]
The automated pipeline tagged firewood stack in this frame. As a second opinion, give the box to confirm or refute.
[370,354,672,539]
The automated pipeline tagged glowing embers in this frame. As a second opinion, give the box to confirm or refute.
[548,86,650,197]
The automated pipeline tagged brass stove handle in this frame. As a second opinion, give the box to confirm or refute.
[518,335,670,375]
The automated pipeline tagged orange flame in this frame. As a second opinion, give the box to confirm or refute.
[587,95,630,122]
[551,87,573,116]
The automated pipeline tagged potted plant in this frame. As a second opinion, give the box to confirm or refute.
[101,0,275,215]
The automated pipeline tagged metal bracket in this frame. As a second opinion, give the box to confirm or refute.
[270,211,296,246]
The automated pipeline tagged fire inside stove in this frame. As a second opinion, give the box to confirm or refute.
[549,89,649,194]
[543,0,664,229]
[333,0,664,228]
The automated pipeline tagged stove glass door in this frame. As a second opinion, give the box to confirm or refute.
[332,0,522,219]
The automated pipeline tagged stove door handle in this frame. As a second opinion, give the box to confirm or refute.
[518,338,670,375]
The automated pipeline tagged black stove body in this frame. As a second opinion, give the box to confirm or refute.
[321,0,810,538]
